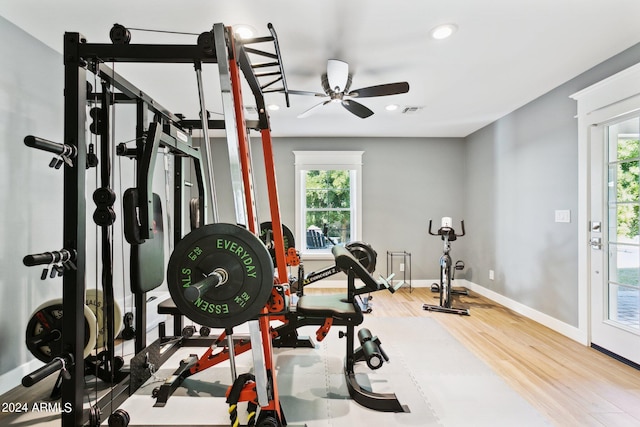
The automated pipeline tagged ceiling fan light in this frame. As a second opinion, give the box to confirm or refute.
[327,59,349,93]
[430,23,457,40]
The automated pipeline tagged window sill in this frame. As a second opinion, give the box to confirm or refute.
[299,251,335,262]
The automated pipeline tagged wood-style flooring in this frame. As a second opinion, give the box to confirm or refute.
[305,286,640,427]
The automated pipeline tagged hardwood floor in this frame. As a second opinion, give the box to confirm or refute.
[308,286,640,427]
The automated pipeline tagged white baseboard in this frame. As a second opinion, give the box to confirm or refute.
[460,280,587,344]
[307,279,586,344]
[0,358,43,396]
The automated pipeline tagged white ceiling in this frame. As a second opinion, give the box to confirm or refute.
[2,0,640,138]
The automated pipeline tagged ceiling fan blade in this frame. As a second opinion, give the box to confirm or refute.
[297,100,331,118]
[348,82,410,98]
[327,59,349,92]
[341,100,374,119]
[288,89,327,97]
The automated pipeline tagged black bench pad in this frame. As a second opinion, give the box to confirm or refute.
[297,294,363,325]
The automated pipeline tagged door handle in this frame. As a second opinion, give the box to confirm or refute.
[590,237,602,250]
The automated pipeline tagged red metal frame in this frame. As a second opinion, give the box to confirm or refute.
[260,128,288,283]
[190,331,252,374]
[228,28,287,285]
[226,26,287,423]
[228,31,259,235]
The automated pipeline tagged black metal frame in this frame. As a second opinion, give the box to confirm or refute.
[51,23,291,426]
[62,32,88,427]
[386,251,412,293]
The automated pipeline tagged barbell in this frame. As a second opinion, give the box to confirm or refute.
[166,223,274,329]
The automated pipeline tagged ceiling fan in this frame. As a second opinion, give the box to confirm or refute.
[289,59,409,119]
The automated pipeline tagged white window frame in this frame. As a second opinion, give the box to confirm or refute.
[294,151,363,260]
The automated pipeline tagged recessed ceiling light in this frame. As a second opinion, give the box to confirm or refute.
[234,25,255,39]
[385,104,399,111]
[267,104,280,111]
[430,23,458,40]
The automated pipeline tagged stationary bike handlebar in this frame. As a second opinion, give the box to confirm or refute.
[428,219,466,238]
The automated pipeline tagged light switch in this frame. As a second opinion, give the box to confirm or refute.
[555,210,571,223]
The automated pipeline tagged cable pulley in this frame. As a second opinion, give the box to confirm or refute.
[167,223,274,329]
[109,24,131,45]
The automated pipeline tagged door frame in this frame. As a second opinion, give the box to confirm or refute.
[571,61,640,346]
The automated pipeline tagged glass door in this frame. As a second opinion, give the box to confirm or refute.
[591,114,640,364]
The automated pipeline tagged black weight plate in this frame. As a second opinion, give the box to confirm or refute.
[259,221,295,250]
[25,300,96,363]
[259,221,295,267]
[167,223,274,329]
[345,241,377,274]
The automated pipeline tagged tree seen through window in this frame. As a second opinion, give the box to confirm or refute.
[615,137,640,239]
[305,169,351,248]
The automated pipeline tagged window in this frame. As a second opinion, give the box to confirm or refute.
[294,151,363,258]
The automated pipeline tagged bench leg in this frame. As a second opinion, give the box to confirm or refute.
[343,324,409,413]
[173,314,183,337]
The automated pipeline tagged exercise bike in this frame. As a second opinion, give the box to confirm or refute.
[422,217,470,316]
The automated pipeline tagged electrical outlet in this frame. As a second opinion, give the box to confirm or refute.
[399,263,405,272]
[489,269,495,280]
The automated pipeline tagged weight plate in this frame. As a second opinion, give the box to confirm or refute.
[85,289,123,349]
[167,223,274,329]
[259,222,295,250]
[26,299,97,363]
[259,221,295,267]
[345,241,377,274]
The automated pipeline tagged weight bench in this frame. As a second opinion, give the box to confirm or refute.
[283,245,408,412]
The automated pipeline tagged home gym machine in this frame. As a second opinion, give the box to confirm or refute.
[19,20,406,427]
[20,21,294,427]
[422,217,470,316]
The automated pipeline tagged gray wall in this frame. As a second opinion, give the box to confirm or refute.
[0,16,65,378]
[248,136,467,280]
[465,42,640,326]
